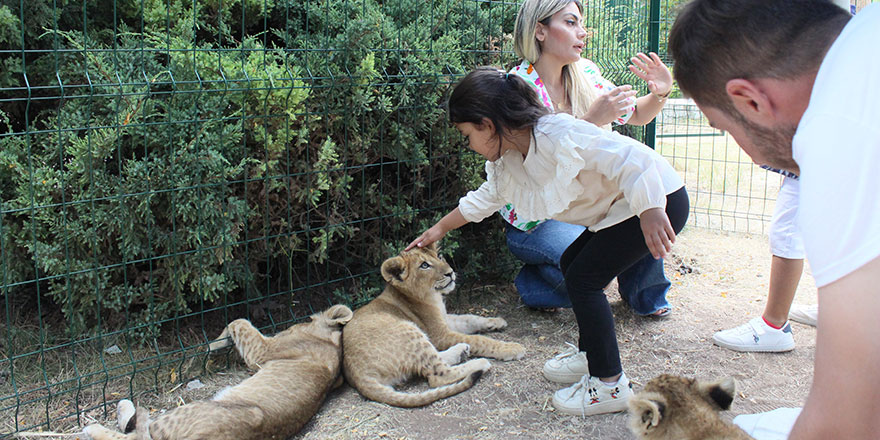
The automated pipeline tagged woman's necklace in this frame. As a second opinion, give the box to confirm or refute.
[547,83,570,113]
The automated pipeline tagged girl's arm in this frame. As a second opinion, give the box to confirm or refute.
[639,207,676,259]
[405,207,469,251]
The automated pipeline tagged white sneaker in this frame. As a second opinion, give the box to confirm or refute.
[788,304,818,327]
[551,372,633,416]
[543,343,589,383]
[713,316,795,352]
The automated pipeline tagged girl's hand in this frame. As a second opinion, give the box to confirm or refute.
[628,52,673,98]
[405,225,447,251]
[584,85,638,126]
[639,207,676,259]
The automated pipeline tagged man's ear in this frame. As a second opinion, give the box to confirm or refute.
[726,78,774,124]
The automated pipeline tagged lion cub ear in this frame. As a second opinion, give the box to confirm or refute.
[628,392,667,435]
[699,377,736,410]
[381,256,407,283]
[324,304,353,326]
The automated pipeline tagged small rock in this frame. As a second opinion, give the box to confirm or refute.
[104,345,122,355]
[186,379,205,390]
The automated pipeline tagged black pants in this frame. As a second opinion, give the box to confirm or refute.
[559,187,689,378]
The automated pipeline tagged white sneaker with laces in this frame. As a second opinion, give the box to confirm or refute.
[543,342,589,383]
[713,316,795,352]
[551,372,633,416]
[788,304,818,327]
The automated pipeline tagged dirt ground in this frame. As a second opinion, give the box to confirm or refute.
[35,228,818,440]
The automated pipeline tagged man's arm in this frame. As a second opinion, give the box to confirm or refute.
[788,254,880,439]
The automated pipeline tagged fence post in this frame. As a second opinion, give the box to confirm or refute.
[645,0,661,149]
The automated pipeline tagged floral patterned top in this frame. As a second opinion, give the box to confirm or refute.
[498,59,636,231]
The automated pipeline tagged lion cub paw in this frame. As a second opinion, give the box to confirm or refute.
[468,358,492,373]
[484,317,508,332]
[440,343,472,365]
[497,342,526,361]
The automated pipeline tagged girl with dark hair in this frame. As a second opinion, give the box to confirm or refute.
[502,0,675,322]
[406,67,688,416]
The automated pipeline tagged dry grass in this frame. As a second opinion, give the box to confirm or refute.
[7,228,818,440]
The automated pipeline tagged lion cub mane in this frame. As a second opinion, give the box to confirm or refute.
[343,243,525,407]
[628,374,752,440]
[83,304,353,440]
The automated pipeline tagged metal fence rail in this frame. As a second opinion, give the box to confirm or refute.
[5,0,871,436]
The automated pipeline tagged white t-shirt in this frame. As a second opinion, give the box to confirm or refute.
[458,113,683,232]
[793,4,880,287]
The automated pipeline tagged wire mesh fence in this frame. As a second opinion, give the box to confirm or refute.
[2,0,870,436]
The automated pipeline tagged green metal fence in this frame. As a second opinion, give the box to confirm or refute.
[0,0,850,436]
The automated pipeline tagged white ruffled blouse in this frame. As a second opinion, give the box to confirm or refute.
[459,113,683,232]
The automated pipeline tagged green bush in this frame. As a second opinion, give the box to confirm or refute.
[0,0,518,336]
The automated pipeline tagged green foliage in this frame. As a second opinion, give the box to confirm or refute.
[0,0,517,337]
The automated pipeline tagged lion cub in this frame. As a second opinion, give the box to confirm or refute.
[343,243,526,407]
[83,304,353,440]
[628,374,752,440]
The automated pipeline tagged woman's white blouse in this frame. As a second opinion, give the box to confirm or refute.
[458,113,683,232]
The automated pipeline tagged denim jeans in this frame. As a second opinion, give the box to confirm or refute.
[505,219,672,315]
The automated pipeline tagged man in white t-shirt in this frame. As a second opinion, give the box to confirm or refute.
[669,1,880,438]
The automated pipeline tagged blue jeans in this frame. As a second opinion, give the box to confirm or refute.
[504,219,671,315]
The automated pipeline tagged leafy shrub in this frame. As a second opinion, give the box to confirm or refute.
[0,0,518,336]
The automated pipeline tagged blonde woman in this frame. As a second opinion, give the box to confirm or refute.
[500,0,675,415]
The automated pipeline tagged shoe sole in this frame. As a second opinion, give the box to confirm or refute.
[712,338,795,353]
[543,369,587,383]
[551,395,630,416]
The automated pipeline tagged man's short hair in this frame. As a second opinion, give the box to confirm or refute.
[668,0,849,113]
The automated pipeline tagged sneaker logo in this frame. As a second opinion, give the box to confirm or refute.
[589,387,599,405]
[754,334,760,343]
[611,387,619,399]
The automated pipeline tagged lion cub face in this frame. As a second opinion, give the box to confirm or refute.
[381,243,456,297]
[628,374,750,440]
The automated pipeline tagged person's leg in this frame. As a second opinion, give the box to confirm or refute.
[763,256,804,326]
[551,188,688,416]
[505,220,584,308]
[514,265,571,308]
[763,177,806,326]
[616,255,672,316]
[559,187,689,380]
[713,176,804,352]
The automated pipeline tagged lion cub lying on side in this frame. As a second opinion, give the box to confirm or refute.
[83,304,353,440]
[628,374,752,440]
[343,243,526,407]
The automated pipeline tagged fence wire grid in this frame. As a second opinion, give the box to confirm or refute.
[2,0,873,436]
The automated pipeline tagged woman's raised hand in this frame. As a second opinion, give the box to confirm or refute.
[583,85,637,127]
[628,52,672,97]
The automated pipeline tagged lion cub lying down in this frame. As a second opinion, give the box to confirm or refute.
[628,374,752,440]
[343,243,526,407]
[83,304,353,440]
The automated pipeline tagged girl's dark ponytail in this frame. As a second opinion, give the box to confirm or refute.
[448,67,548,138]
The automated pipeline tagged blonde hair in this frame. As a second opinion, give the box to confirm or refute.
[513,0,600,125]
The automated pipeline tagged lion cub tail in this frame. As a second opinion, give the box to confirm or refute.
[358,370,484,408]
